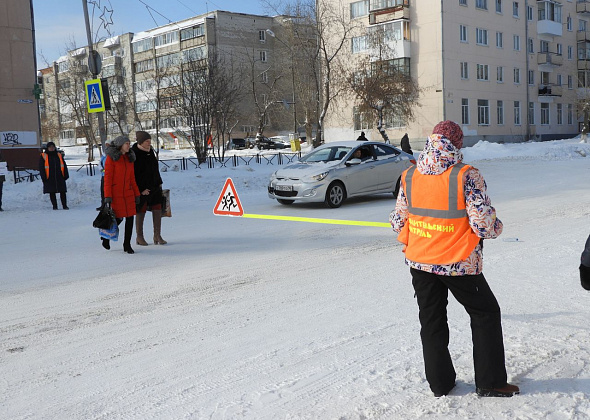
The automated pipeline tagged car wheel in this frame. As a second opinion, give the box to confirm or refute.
[277,199,294,205]
[325,181,346,208]
[393,176,401,198]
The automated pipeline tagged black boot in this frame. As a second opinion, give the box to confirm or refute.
[60,192,69,210]
[49,193,58,210]
[102,238,110,250]
[123,216,135,254]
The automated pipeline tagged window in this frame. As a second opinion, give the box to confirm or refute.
[513,35,520,50]
[260,50,267,62]
[60,130,74,140]
[462,98,470,124]
[477,64,489,81]
[580,20,588,32]
[567,16,572,31]
[350,0,369,18]
[135,100,157,113]
[183,46,207,62]
[134,79,155,92]
[578,70,590,87]
[160,95,179,110]
[528,70,534,85]
[540,40,549,53]
[514,101,521,125]
[540,71,550,85]
[352,36,368,53]
[568,46,573,60]
[460,0,467,5]
[497,100,504,125]
[476,28,488,46]
[460,25,468,42]
[527,5,533,21]
[476,0,488,10]
[261,70,268,84]
[497,66,504,82]
[58,79,71,89]
[557,74,562,86]
[496,31,503,48]
[568,75,573,89]
[180,24,204,41]
[259,30,266,42]
[528,102,535,125]
[461,61,469,79]
[154,31,178,47]
[478,99,490,125]
[568,104,573,124]
[541,103,550,125]
[353,106,374,130]
[557,103,563,125]
[57,61,70,73]
[496,0,502,13]
[557,43,562,55]
[134,59,154,73]
[156,52,180,69]
[514,67,521,84]
[528,38,534,53]
[539,1,562,23]
[512,1,519,17]
[132,38,152,53]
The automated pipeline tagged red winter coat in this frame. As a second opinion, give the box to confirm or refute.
[104,147,140,218]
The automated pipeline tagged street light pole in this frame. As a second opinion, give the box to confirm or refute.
[266,29,297,138]
[82,0,107,150]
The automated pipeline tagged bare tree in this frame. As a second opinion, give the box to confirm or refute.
[346,29,421,143]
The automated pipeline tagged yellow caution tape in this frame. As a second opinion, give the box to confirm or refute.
[242,213,391,228]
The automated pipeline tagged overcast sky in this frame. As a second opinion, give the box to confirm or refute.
[32,0,273,67]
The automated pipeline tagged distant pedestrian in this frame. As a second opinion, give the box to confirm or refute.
[579,234,590,290]
[390,120,519,398]
[400,133,413,155]
[39,142,69,210]
[103,136,140,254]
[357,131,368,141]
[132,131,167,246]
[97,140,111,211]
[0,151,7,211]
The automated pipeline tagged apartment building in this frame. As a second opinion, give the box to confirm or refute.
[40,11,305,148]
[0,0,42,169]
[323,0,584,147]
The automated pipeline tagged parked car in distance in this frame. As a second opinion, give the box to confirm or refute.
[256,135,289,150]
[268,141,415,208]
[268,136,290,149]
[227,138,246,150]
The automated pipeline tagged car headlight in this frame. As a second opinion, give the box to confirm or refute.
[308,171,329,182]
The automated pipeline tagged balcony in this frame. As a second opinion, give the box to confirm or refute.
[578,59,590,70]
[369,0,409,25]
[537,19,563,37]
[577,0,590,14]
[538,84,562,97]
[537,52,563,66]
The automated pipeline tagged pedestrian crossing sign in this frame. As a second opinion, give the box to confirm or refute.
[213,178,244,216]
[84,79,105,113]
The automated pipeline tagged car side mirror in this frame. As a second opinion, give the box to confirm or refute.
[346,158,361,166]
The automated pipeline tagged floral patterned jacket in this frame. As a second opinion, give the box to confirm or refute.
[390,134,503,276]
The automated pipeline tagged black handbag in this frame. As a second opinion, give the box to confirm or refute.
[93,204,116,229]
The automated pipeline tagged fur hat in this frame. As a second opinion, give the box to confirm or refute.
[113,136,130,148]
[136,131,151,145]
[432,120,464,149]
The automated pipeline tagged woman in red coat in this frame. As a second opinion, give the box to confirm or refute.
[103,136,140,253]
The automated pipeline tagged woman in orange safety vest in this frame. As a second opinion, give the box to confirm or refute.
[38,142,69,210]
[390,121,519,399]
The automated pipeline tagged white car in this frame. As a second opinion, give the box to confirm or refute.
[268,141,415,208]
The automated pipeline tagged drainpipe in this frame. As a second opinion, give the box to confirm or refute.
[524,0,531,140]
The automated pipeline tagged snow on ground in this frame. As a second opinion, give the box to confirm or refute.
[1,138,590,419]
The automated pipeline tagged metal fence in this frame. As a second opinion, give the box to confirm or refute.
[13,151,302,184]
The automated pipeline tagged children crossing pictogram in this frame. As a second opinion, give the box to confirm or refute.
[213,178,244,216]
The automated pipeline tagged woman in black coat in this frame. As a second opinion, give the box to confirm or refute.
[39,142,69,210]
[132,131,166,245]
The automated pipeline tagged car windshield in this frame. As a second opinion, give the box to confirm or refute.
[299,146,352,163]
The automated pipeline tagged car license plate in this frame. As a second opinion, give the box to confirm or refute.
[275,185,293,191]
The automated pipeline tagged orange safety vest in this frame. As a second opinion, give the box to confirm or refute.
[42,152,65,178]
[397,163,481,265]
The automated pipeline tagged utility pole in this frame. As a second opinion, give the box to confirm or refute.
[82,0,107,150]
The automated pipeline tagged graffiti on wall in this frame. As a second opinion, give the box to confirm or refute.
[0,131,38,147]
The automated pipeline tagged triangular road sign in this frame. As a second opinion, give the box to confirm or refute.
[213,178,244,216]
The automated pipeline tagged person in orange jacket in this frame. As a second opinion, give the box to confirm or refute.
[103,136,140,254]
[390,121,519,398]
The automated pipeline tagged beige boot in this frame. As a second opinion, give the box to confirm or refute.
[152,209,167,245]
[135,212,149,246]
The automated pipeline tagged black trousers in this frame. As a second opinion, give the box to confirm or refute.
[410,268,507,393]
[49,192,67,209]
[116,216,134,245]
